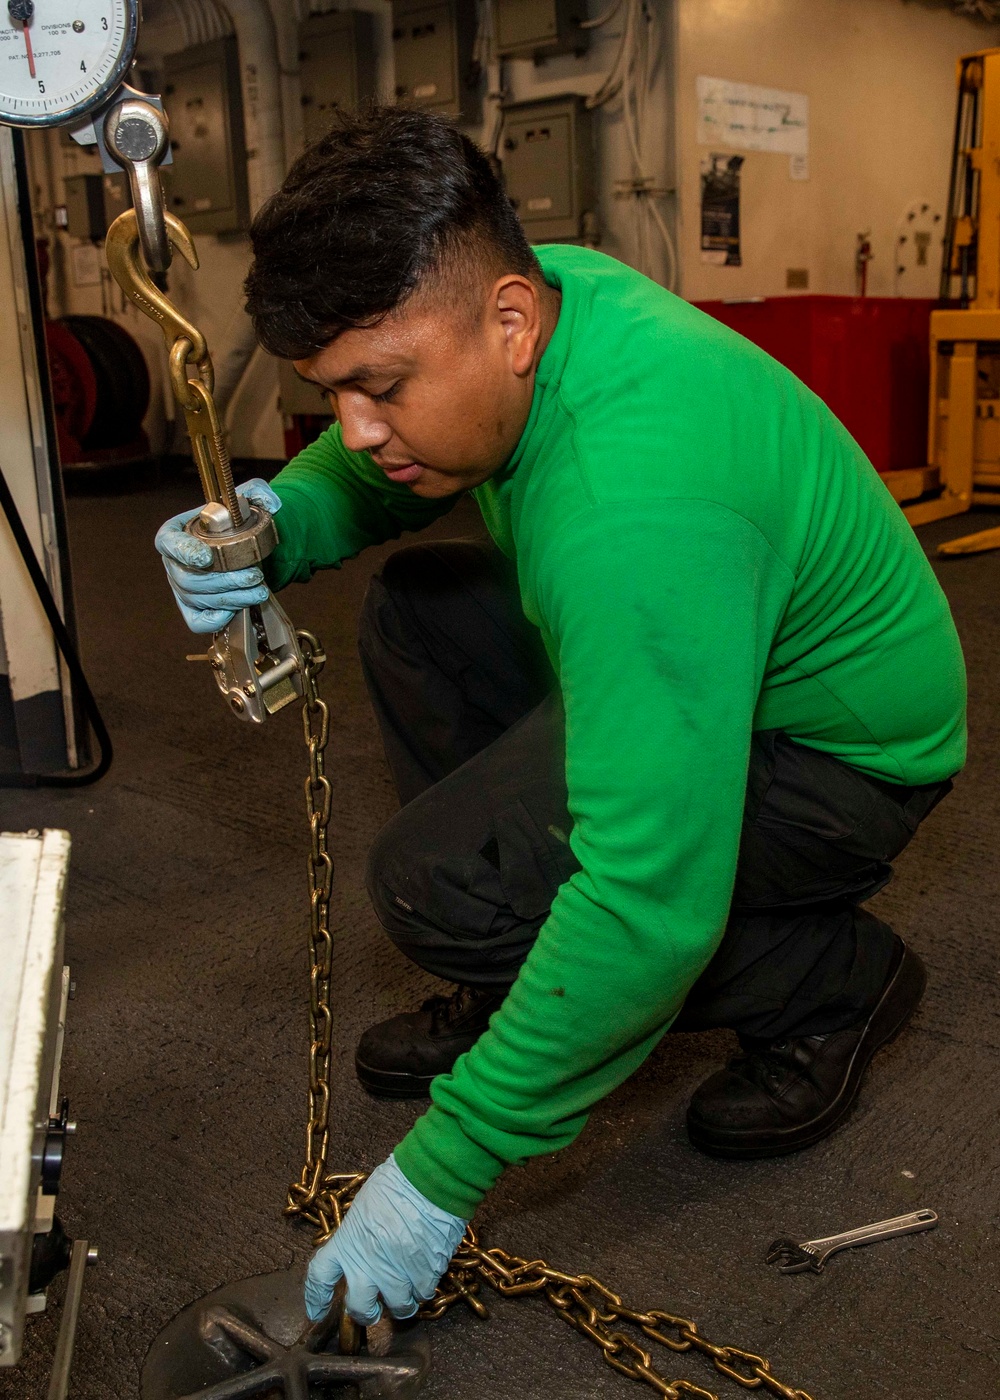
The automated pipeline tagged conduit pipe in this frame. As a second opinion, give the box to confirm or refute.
[164,0,232,47]
[271,0,305,172]
[212,0,288,417]
[222,0,286,215]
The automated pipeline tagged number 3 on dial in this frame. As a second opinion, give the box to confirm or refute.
[0,1,139,128]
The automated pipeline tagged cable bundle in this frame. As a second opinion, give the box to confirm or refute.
[583,0,676,289]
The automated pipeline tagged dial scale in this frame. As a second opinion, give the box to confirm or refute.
[0,0,139,127]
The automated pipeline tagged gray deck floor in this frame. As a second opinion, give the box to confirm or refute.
[1,473,997,1400]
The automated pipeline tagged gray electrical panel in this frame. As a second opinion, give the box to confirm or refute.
[62,173,128,240]
[501,96,595,243]
[495,0,589,59]
[392,0,479,122]
[62,174,107,241]
[102,172,130,227]
[299,9,378,147]
[162,37,250,235]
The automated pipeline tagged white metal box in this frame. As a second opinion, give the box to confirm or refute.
[392,0,480,123]
[0,828,71,1366]
[495,0,589,59]
[162,37,250,234]
[299,9,378,148]
[501,95,596,243]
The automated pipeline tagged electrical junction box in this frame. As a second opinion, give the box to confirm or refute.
[162,36,250,235]
[62,173,128,241]
[62,174,107,241]
[298,9,378,148]
[392,0,480,123]
[501,95,596,243]
[495,0,589,59]
[102,173,130,227]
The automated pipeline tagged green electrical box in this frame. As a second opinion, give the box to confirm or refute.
[299,9,378,147]
[501,95,596,243]
[163,36,250,235]
[392,0,480,123]
[495,0,589,59]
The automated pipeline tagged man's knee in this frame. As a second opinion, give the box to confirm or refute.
[364,795,525,985]
[359,544,435,658]
[365,804,428,955]
[359,541,491,666]
[378,541,449,597]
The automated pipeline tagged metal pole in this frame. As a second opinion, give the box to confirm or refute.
[46,1240,98,1400]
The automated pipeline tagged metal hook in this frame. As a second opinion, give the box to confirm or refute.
[104,208,211,381]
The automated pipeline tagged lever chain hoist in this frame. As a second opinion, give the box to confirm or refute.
[102,158,305,725]
[0,5,816,1394]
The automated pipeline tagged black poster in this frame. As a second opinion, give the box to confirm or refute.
[700,153,744,267]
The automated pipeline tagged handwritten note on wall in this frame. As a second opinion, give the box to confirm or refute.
[696,76,808,156]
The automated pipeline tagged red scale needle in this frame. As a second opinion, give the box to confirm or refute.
[23,23,35,80]
[8,1,37,79]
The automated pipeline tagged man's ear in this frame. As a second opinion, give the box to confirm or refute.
[494,275,543,378]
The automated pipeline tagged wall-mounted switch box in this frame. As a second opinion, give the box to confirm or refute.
[163,36,250,235]
[495,0,589,60]
[392,0,480,123]
[62,173,128,240]
[299,9,378,147]
[501,95,596,243]
[62,174,107,241]
[102,173,130,227]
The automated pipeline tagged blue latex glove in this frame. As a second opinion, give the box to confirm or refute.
[154,478,282,634]
[304,1154,467,1325]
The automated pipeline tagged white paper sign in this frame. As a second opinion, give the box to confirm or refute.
[70,242,102,288]
[697,76,808,156]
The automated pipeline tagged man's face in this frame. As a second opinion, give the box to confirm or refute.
[292,271,556,499]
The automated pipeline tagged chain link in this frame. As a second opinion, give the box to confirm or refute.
[284,632,816,1400]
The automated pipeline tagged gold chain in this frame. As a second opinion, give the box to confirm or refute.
[284,633,815,1400]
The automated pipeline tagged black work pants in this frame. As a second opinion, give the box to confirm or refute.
[359,541,951,1041]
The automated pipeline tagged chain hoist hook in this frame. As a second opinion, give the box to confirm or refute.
[104,208,212,392]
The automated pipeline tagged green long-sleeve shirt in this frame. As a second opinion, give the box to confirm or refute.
[266,246,966,1219]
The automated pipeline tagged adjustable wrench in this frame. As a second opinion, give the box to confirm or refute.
[766,1208,938,1274]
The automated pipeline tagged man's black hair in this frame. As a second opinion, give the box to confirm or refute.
[244,105,541,360]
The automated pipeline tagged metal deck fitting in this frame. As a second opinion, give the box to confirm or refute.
[141,1268,430,1400]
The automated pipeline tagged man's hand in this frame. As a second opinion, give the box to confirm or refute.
[304,1154,467,1325]
[154,478,282,634]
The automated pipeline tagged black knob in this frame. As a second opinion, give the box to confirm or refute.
[29,1217,72,1294]
[41,1097,72,1195]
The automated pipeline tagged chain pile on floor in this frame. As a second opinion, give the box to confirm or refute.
[284,632,816,1400]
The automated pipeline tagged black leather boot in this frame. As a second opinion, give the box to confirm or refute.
[355,985,506,1098]
[686,939,926,1158]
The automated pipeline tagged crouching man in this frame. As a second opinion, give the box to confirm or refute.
[155,107,966,1326]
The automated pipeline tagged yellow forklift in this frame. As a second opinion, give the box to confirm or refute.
[897,47,1000,554]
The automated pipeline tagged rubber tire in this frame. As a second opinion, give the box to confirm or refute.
[59,314,150,450]
[44,319,98,447]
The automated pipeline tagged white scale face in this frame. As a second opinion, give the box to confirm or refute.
[0,0,138,127]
